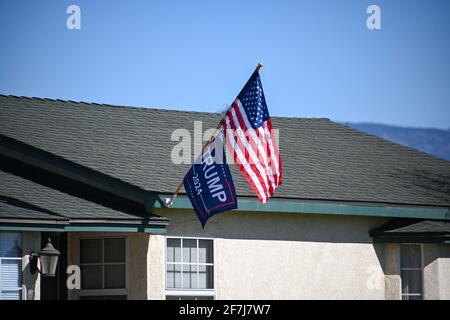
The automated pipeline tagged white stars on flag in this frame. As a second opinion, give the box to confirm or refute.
[221,72,282,203]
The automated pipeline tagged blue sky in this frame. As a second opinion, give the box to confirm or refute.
[0,0,449,129]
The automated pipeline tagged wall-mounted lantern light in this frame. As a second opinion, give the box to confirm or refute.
[30,238,60,277]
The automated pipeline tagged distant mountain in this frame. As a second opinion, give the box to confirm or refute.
[342,122,450,162]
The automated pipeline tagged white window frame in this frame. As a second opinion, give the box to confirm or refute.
[400,243,423,300]
[78,236,128,300]
[164,236,215,299]
[0,232,22,300]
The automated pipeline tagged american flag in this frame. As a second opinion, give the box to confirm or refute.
[221,72,282,203]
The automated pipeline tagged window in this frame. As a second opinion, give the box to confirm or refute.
[79,237,127,300]
[165,237,214,300]
[401,244,423,300]
[0,232,22,300]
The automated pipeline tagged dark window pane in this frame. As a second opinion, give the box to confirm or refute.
[198,265,214,289]
[198,240,213,264]
[80,239,102,264]
[104,238,125,263]
[401,245,421,269]
[80,296,103,300]
[401,270,422,295]
[104,264,126,289]
[81,265,102,289]
[402,295,422,300]
[80,295,127,300]
[104,295,127,300]
[0,232,21,257]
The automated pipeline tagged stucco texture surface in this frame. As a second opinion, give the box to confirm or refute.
[162,209,387,299]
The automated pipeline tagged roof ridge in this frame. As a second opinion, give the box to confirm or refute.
[0,94,222,115]
[0,94,329,121]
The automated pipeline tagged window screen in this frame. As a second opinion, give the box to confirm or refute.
[401,244,422,300]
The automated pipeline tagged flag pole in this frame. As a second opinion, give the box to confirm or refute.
[163,123,223,208]
[163,62,263,208]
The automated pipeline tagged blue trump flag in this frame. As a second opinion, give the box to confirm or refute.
[183,132,238,227]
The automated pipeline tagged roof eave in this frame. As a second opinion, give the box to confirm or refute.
[0,216,170,234]
[150,195,450,220]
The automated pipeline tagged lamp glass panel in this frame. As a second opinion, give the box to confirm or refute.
[39,255,50,275]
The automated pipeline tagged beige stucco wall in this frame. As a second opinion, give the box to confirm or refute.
[423,244,450,300]
[60,213,450,300]
[376,243,450,300]
[155,209,388,300]
[21,232,41,300]
[147,234,165,300]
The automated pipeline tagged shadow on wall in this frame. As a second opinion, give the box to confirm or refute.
[162,209,389,244]
[423,243,450,266]
[162,209,390,292]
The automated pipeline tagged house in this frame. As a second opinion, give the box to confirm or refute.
[0,94,449,300]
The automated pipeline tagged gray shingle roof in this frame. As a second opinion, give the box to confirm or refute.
[1,95,450,207]
[0,196,68,221]
[0,170,144,220]
[370,218,450,235]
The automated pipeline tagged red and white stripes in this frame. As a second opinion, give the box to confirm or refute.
[221,100,282,203]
